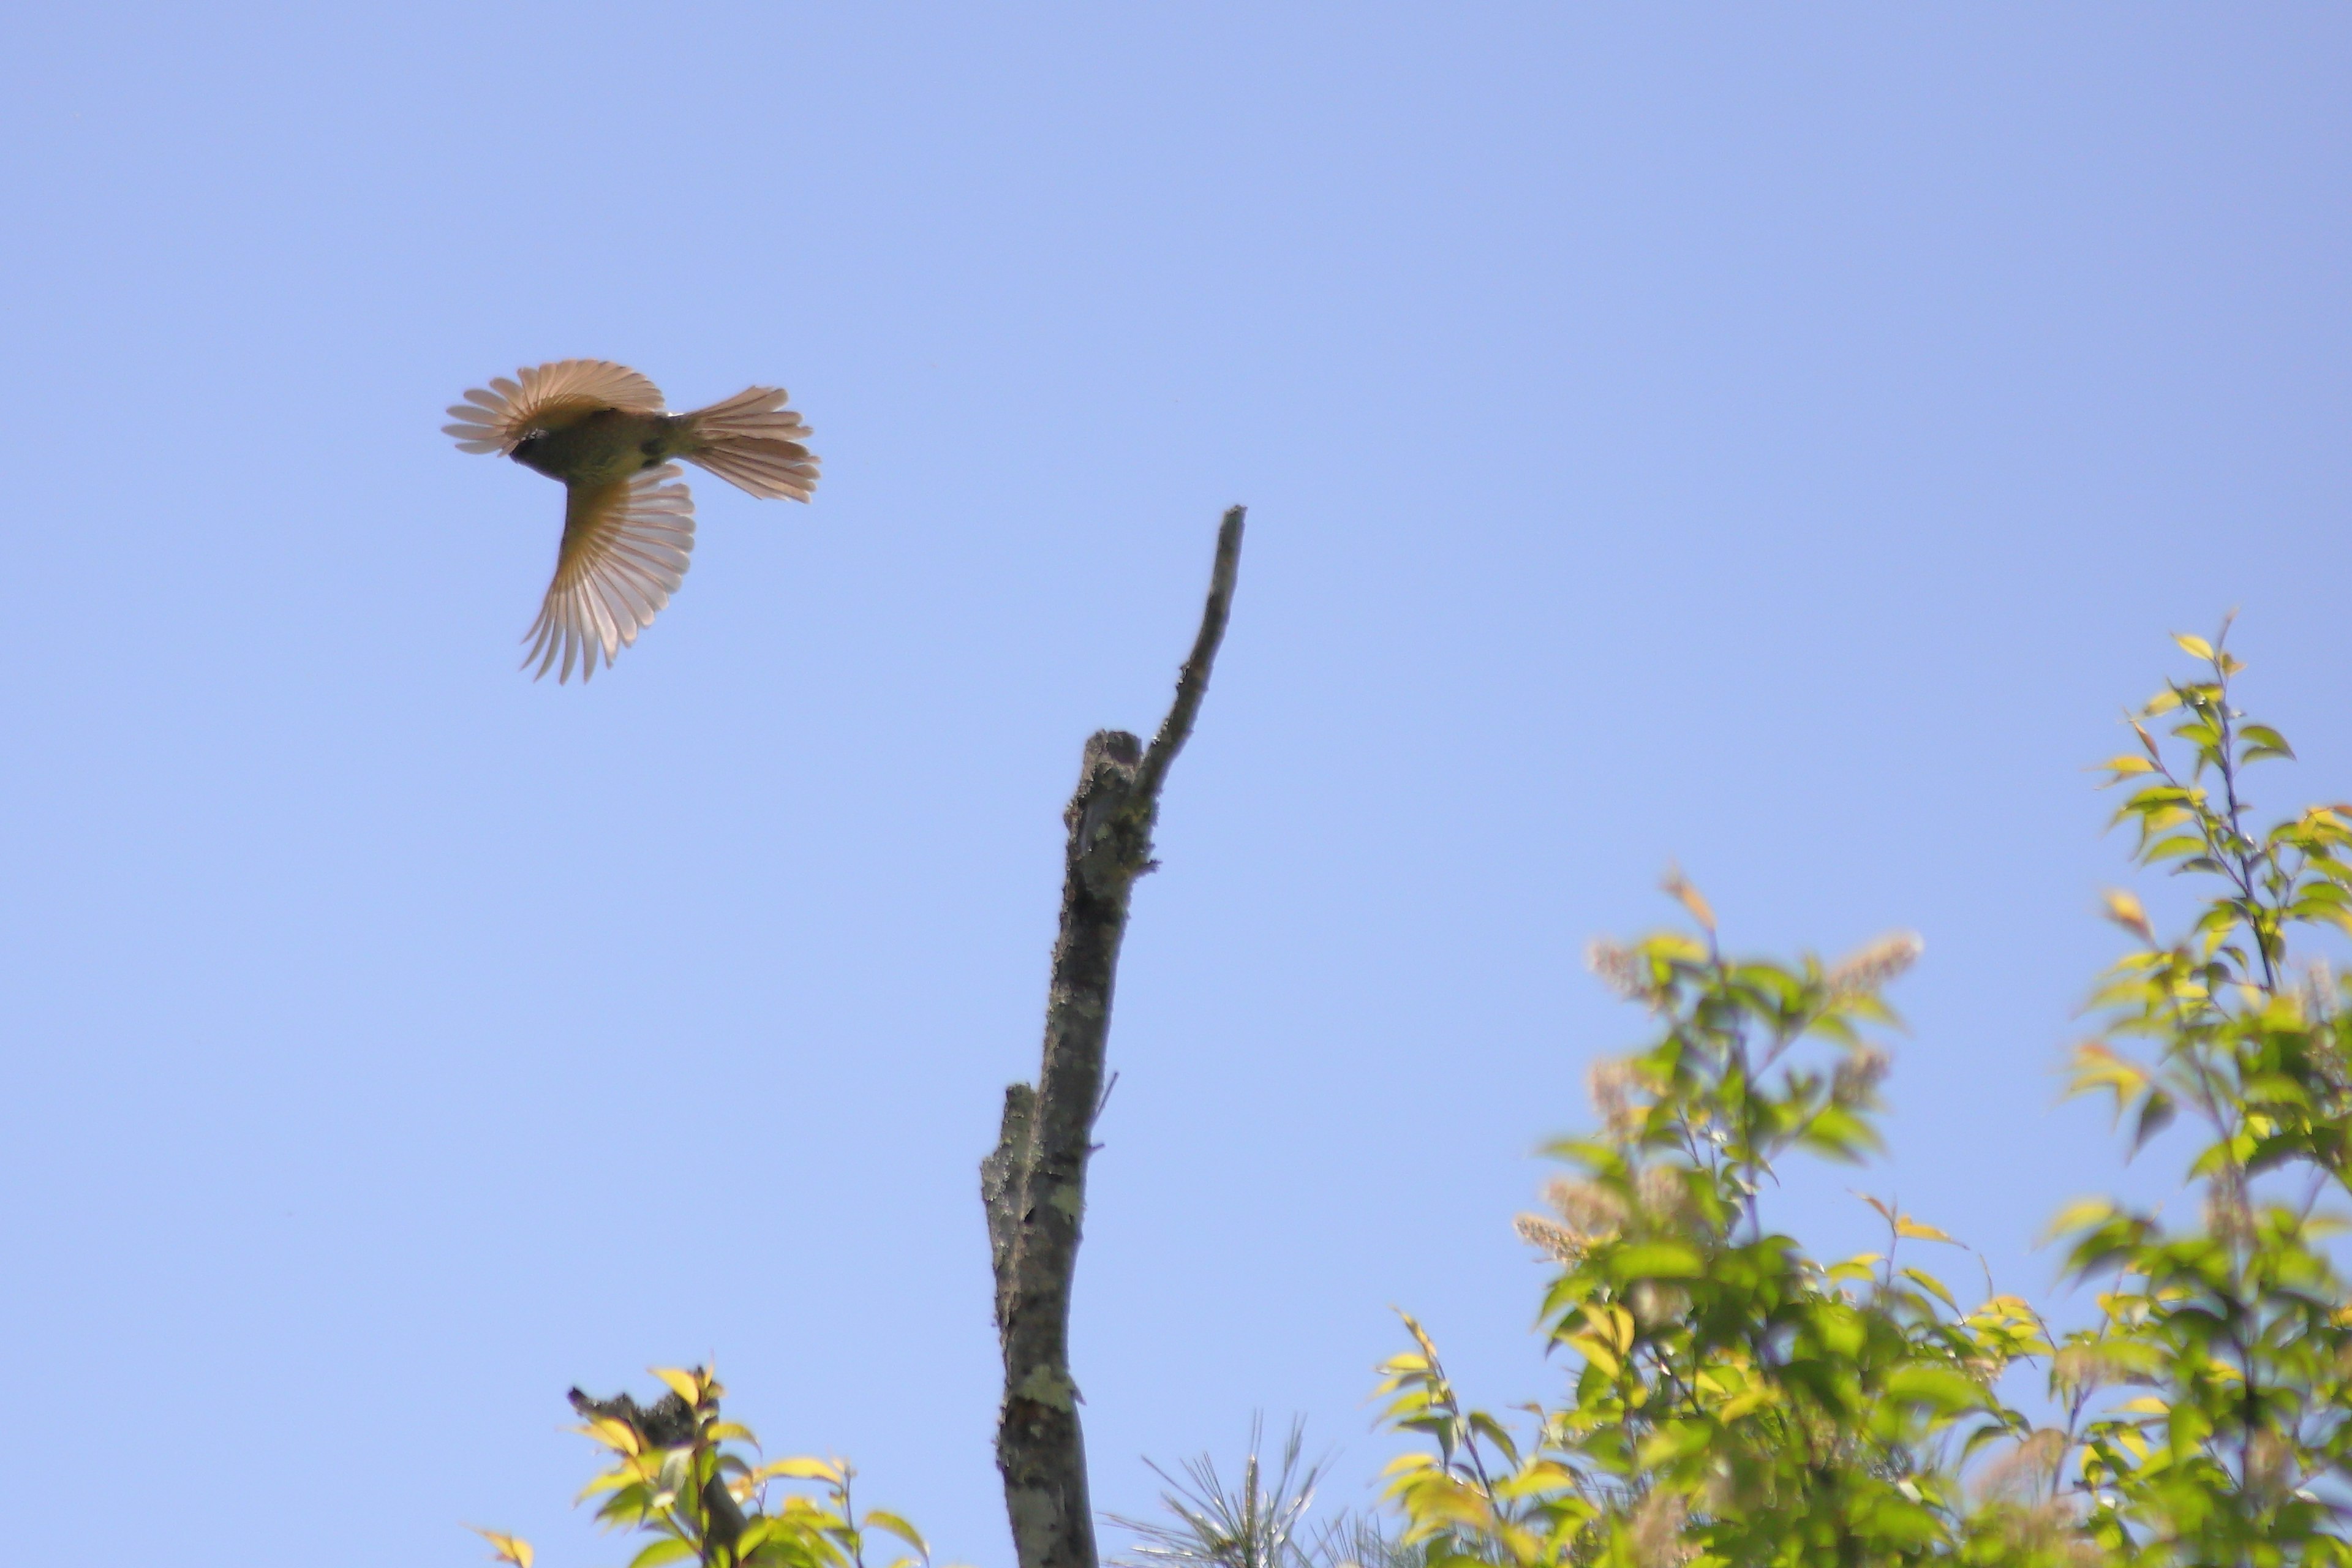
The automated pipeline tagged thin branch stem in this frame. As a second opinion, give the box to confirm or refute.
[1134,507,1248,807]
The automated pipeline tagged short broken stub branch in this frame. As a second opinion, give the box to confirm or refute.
[981,507,1246,1568]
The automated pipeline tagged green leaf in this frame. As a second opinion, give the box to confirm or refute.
[1796,1103,1880,1161]
[862,1510,929,1556]
[1894,1216,1959,1245]
[469,1528,535,1568]
[1635,1419,1716,1468]
[649,1367,703,1405]
[581,1416,644,1457]
[753,1457,843,1484]
[1607,1240,1704,1280]
[2239,724,2294,759]
[1883,1365,1986,1414]
[2129,1091,2176,1155]
[629,1540,697,1568]
[1899,1267,1959,1313]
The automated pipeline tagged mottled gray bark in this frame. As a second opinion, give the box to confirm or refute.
[981,507,1247,1568]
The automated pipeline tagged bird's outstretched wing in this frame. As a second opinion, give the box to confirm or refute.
[445,360,668,454]
[523,464,696,683]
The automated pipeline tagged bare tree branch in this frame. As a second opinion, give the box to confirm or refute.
[982,507,1248,1568]
[1134,507,1247,804]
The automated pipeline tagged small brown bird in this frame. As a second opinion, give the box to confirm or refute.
[445,360,819,682]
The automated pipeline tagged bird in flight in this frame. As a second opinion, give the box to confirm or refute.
[445,360,819,682]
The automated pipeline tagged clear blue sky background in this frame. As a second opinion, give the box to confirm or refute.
[3,7,2348,1565]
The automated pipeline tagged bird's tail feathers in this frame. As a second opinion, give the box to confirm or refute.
[678,386,820,501]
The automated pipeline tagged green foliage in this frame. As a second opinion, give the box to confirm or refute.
[2054,627,2352,1565]
[1375,914,2041,1567]
[1376,627,2352,1566]
[477,1366,934,1568]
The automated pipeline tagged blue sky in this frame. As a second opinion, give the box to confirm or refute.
[3,6,2348,1565]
